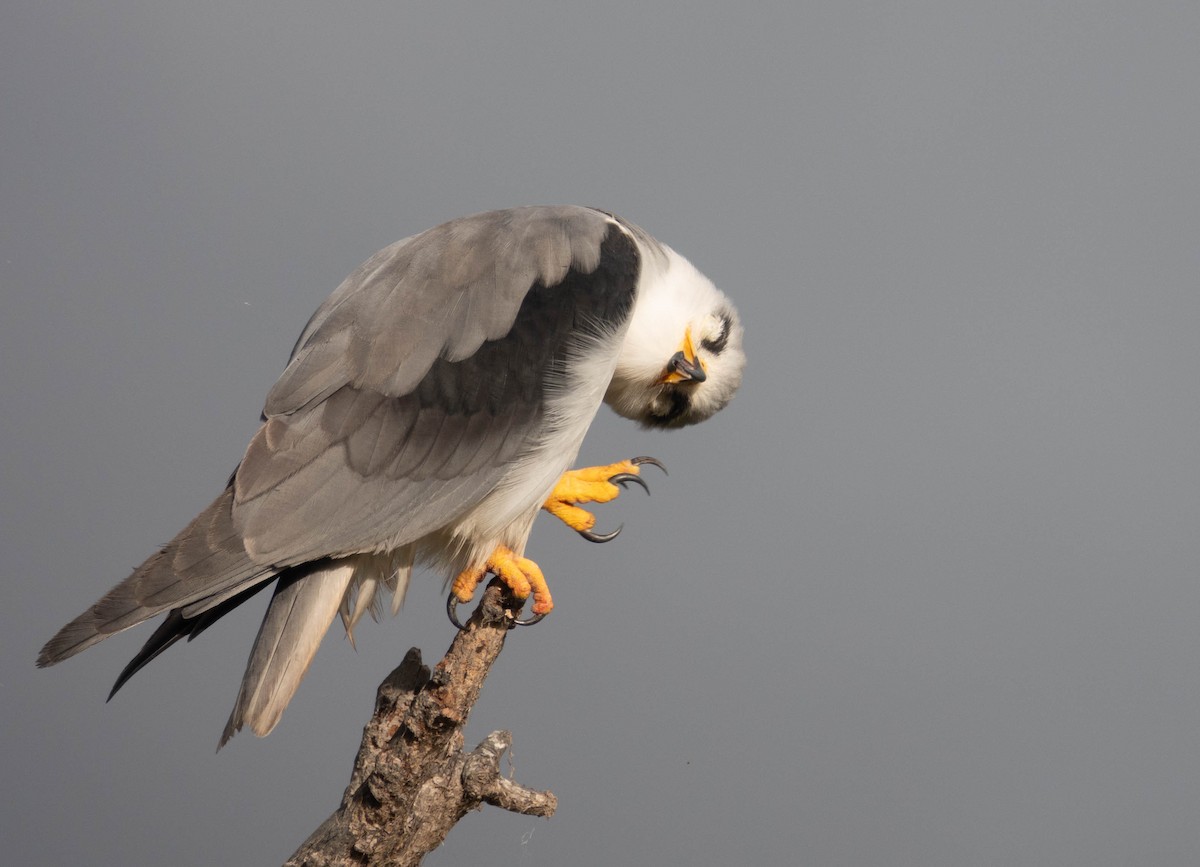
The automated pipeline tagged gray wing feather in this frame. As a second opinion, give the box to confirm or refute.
[220,560,356,746]
[37,486,273,666]
[264,205,611,412]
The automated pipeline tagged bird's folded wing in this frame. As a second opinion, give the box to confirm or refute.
[37,486,272,666]
[233,208,642,565]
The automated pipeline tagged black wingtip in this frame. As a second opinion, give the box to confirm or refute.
[108,578,275,701]
[107,610,189,701]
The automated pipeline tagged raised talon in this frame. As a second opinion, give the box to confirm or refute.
[579,524,623,544]
[543,456,667,542]
[578,471,645,540]
[631,456,668,475]
[609,473,650,493]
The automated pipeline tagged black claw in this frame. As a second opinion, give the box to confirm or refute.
[610,473,650,494]
[446,593,467,630]
[567,457,665,547]
[631,456,668,476]
[447,590,549,630]
[579,524,623,543]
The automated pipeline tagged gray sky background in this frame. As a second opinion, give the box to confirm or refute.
[4,3,1199,865]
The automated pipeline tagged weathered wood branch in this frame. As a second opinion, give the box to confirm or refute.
[285,582,556,867]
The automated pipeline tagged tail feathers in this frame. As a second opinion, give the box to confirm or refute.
[107,579,275,701]
[219,560,356,749]
[338,547,415,646]
[37,485,265,668]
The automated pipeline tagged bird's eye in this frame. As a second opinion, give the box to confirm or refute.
[700,312,732,355]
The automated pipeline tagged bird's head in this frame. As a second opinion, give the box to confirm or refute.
[605,247,745,429]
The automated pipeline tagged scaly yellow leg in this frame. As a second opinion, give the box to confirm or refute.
[542,457,664,537]
[449,457,664,625]
[451,545,554,615]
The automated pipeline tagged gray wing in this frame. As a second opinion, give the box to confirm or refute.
[266,205,617,412]
[37,485,275,666]
[232,205,639,564]
[38,206,640,693]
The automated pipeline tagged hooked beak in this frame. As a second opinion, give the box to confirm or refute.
[659,327,707,384]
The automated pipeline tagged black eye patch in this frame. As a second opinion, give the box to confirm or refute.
[701,312,732,354]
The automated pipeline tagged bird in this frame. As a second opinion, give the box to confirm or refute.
[37,205,746,746]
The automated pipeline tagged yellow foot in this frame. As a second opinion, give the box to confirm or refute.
[451,545,554,615]
[542,457,665,541]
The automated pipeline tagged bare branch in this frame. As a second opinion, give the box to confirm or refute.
[463,731,557,818]
[285,582,556,866]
